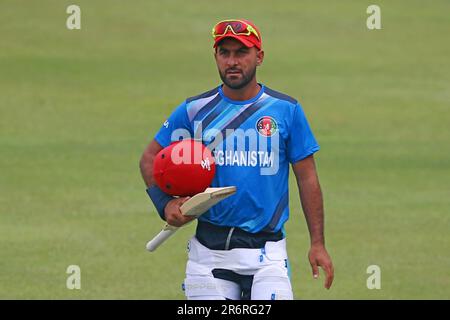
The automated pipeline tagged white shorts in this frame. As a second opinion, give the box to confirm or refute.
[183,236,293,300]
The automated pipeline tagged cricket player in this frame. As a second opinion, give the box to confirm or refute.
[140,19,334,300]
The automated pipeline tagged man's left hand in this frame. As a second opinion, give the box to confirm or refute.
[308,244,334,289]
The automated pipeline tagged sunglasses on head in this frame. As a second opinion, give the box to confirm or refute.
[212,19,260,40]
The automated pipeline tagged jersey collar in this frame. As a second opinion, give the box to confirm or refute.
[218,83,265,105]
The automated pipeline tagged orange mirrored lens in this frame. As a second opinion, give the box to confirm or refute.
[214,21,248,36]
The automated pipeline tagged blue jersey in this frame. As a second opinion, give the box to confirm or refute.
[154,84,319,233]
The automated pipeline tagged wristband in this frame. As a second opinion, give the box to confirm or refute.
[146,185,174,221]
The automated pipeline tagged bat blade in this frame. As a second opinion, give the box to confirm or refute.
[180,186,237,216]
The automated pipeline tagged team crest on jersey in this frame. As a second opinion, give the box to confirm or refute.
[256,116,278,137]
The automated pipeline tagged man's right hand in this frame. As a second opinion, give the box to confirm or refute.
[164,197,195,227]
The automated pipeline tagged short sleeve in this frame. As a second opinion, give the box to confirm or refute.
[287,103,320,163]
[154,101,192,148]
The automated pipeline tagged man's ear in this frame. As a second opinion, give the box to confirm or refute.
[256,50,264,66]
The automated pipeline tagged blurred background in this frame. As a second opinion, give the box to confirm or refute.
[0,0,449,299]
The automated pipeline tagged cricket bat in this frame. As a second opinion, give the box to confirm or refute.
[146,186,237,252]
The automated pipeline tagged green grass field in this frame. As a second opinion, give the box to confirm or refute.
[1,0,449,299]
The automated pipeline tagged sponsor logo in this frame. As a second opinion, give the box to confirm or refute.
[201,157,211,171]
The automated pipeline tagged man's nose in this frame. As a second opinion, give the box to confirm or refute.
[226,55,238,67]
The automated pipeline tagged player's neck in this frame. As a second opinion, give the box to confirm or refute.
[222,79,261,102]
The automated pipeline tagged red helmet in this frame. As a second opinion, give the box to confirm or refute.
[153,139,215,196]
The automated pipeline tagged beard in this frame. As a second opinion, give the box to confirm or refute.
[219,65,257,90]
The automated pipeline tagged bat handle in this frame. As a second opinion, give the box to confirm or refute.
[146,225,179,252]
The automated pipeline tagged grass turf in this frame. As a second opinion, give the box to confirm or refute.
[0,0,449,299]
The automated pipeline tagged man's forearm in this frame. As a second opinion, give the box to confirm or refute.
[140,153,155,187]
[140,139,164,187]
[298,176,325,246]
[140,140,174,220]
[294,157,334,288]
